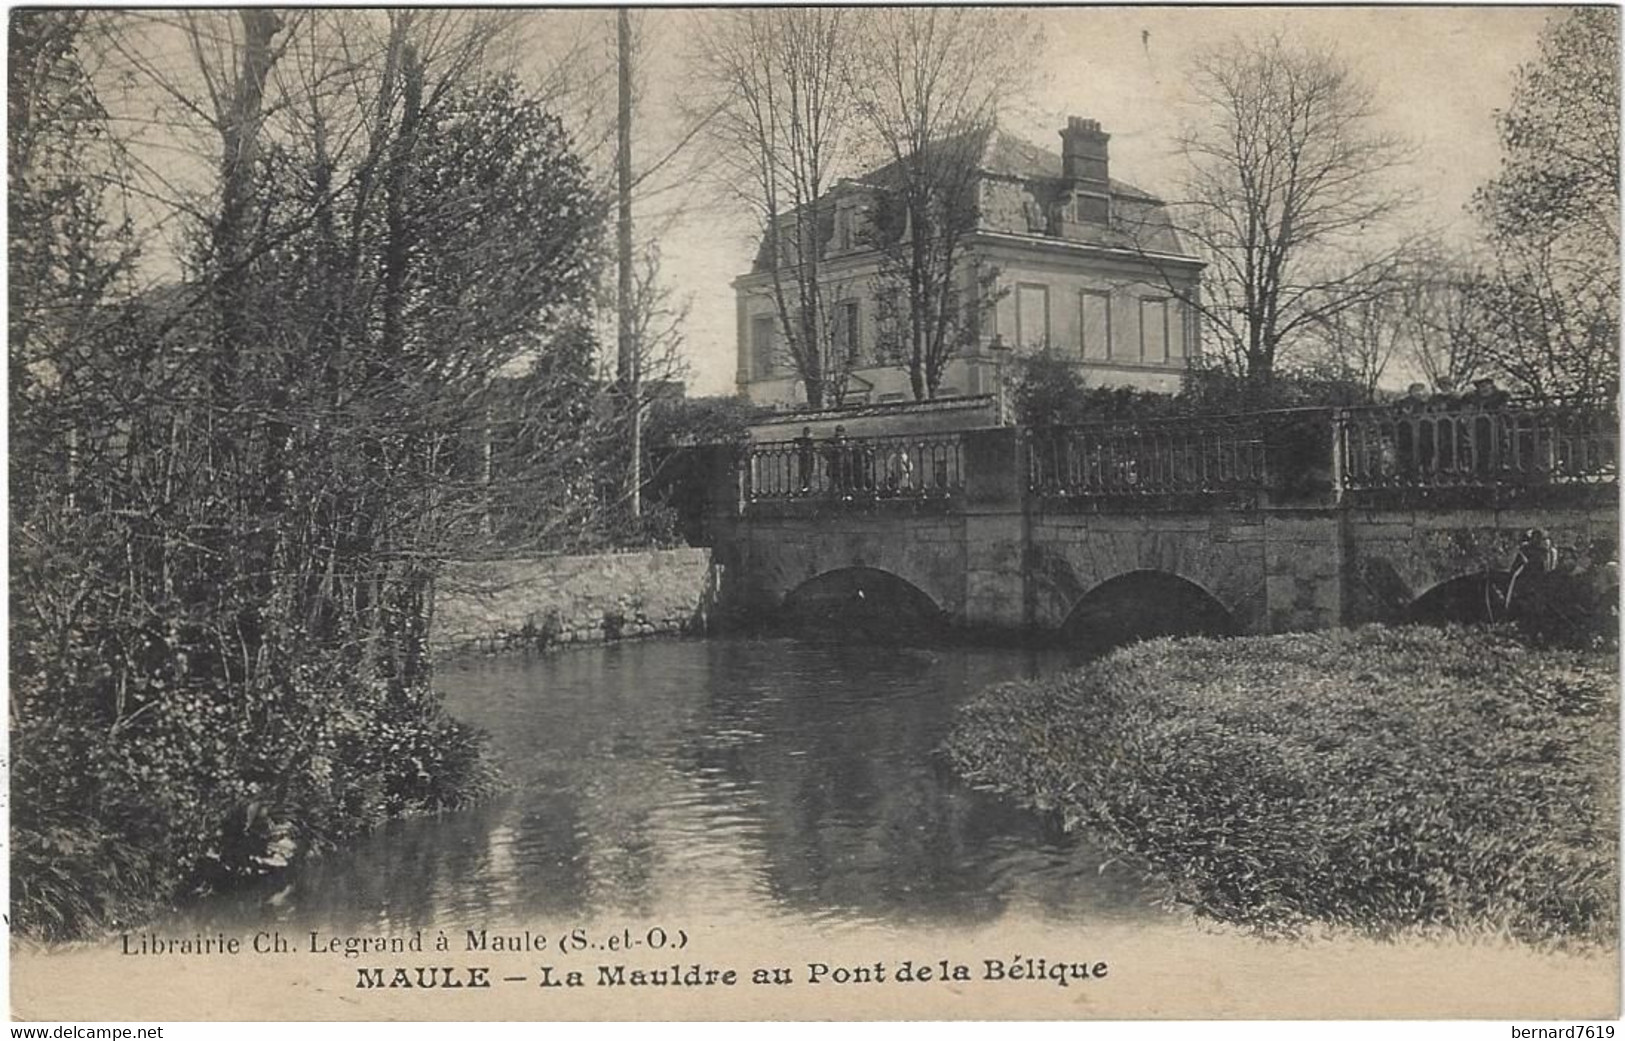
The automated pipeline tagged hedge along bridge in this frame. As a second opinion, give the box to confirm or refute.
[699,399,1619,642]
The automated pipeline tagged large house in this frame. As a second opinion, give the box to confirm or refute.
[733,117,1204,408]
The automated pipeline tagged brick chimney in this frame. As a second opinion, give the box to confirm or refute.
[1059,116,1110,188]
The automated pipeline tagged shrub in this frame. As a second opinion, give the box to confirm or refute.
[944,626,1618,946]
[1011,350,1370,433]
[1012,349,1092,427]
[641,394,765,545]
[10,649,497,941]
[1012,349,1181,428]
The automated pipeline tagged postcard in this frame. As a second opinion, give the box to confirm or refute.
[10,4,1618,1024]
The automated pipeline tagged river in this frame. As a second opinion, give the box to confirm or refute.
[171,636,1160,935]
[24,636,1617,1022]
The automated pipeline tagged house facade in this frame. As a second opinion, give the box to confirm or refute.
[733,117,1204,409]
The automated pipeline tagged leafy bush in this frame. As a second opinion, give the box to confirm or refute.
[944,626,1618,946]
[643,393,763,453]
[1012,349,1181,427]
[11,638,497,941]
[1504,570,1620,650]
[1012,349,1091,427]
[641,395,764,545]
[1011,350,1369,432]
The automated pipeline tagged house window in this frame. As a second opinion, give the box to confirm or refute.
[752,314,777,378]
[1016,283,1050,349]
[1170,301,1188,358]
[836,300,861,363]
[1141,298,1169,363]
[775,217,810,268]
[875,288,910,361]
[1080,290,1111,359]
[1022,197,1047,233]
[834,195,869,254]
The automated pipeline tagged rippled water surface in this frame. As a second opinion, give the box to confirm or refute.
[174,637,1161,933]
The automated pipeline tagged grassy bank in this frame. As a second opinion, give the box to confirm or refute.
[944,626,1618,946]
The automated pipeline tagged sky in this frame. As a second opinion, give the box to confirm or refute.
[625,5,1556,397]
[95,6,1561,398]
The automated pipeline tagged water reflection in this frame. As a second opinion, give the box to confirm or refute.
[172,638,1161,934]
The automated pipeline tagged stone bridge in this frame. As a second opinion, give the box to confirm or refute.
[700,402,1618,641]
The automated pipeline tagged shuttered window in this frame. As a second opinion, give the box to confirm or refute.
[1016,283,1050,349]
[1080,290,1111,359]
[752,314,777,378]
[1141,298,1169,363]
[836,300,861,363]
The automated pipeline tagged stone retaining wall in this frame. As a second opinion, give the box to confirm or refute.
[433,547,716,654]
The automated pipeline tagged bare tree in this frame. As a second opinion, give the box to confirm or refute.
[10,10,611,937]
[1301,289,1403,402]
[1466,239,1617,401]
[690,8,857,408]
[1396,255,1489,393]
[847,8,1035,400]
[1470,7,1619,401]
[1303,246,1501,399]
[1163,35,1415,384]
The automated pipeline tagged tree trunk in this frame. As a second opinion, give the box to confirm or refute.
[213,9,281,400]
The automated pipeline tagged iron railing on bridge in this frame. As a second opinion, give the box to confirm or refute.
[1026,415,1267,503]
[1338,399,1618,495]
[733,400,1616,512]
[744,431,965,503]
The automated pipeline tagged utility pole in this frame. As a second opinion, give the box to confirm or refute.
[617,8,640,517]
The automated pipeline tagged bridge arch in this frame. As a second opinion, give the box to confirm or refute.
[1407,570,1512,627]
[1059,569,1238,655]
[1348,518,1617,625]
[780,566,946,638]
[1408,565,1616,643]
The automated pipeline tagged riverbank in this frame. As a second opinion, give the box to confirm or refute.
[943,625,1619,947]
[433,547,715,654]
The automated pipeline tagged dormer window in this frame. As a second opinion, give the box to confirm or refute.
[1022,198,1047,234]
[773,219,797,268]
[833,194,867,254]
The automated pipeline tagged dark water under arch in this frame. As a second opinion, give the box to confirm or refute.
[779,566,948,642]
[1059,570,1237,656]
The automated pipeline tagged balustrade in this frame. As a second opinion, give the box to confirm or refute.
[731,400,1616,513]
[1339,400,1618,495]
[1027,416,1266,502]
[744,431,965,504]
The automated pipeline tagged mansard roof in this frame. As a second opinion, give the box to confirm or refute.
[747,122,1191,274]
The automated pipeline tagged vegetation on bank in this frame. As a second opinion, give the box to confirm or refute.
[10,11,766,943]
[13,12,591,941]
[12,673,499,942]
[943,626,1618,946]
